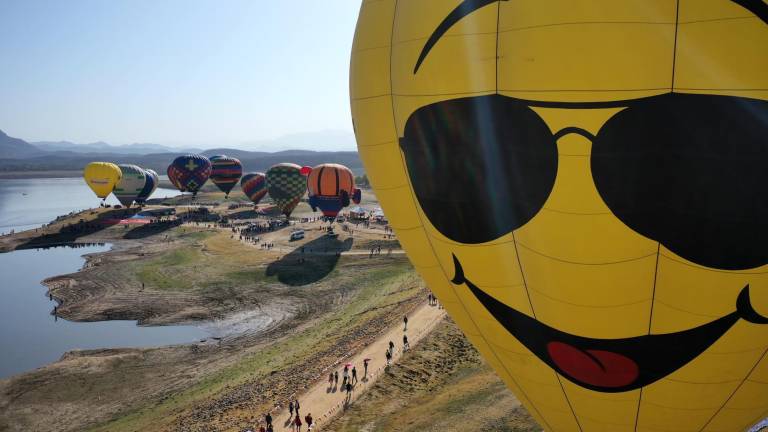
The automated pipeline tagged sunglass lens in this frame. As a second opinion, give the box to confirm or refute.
[592,93,768,270]
[400,94,557,244]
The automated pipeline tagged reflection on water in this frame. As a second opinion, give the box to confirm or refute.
[0,244,207,379]
[0,177,179,234]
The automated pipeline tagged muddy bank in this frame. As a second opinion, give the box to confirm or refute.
[42,239,295,327]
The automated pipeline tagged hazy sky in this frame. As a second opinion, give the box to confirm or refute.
[0,0,360,146]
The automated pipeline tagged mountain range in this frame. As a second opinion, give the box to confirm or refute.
[0,129,362,174]
[31,140,203,155]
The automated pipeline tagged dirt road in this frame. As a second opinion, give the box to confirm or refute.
[269,302,446,431]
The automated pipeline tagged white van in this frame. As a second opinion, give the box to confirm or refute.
[289,230,305,241]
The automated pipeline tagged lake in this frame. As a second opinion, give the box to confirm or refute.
[0,177,180,234]
[0,244,208,379]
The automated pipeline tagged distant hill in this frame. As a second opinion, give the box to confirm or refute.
[0,130,362,175]
[0,130,46,159]
[31,140,202,155]
[0,151,362,174]
[239,130,356,152]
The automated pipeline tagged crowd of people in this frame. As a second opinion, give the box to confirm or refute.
[245,293,440,432]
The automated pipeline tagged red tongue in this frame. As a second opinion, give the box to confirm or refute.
[547,341,639,388]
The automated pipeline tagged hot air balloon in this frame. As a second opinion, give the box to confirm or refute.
[307,163,361,218]
[265,163,305,217]
[83,162,122,201]
[113,164,147,208]
[351,2,768,431]
[167,154,212,196]
[209,155,243,198]
[135,169,159,205]
[240,172,268,206]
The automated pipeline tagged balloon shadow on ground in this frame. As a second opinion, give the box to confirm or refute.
[228,209,259,220]
[266,236,353,286]
[15,208,138,250]
[123,220,181,239]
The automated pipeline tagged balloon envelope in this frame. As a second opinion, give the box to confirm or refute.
[306,163,359,218]
[265,163,305,217]
[113,164,147,207]
[351,2,768,431]
[240,172,268,205]
[209,155,243,197]
[136,169,159,205]
[167,155,212,195]
[83,162,122,199]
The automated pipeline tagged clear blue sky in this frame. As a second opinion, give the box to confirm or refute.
[0,0,360,146]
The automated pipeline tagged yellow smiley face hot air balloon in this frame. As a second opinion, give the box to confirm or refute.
[351,1,768,431]
[83,162,122,201]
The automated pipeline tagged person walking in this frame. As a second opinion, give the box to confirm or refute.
[342,365,349,386]
[328,372,334,387]
[352,366,358,384]
[403,334,410,351]
[294,399,301,416]
[334,370,339,386]
[289,400,294,418]
[265,412,272,427]
[403,315,408,331]
[363,358,369,378]
[389,340,395,353]
[304,413,313,430]
[346,381,352,394]
[293,414,302,431]
[385,349,392,366]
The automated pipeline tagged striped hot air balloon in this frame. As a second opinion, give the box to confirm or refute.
[135,169,159,205]
[307,163,362,218]
[167,154,212,195]
[265,163,305,217]
[209,155,243,198]
[240,172,267,205]
[113,164,147,207]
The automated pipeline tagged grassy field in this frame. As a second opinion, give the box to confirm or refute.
[87,244,423,431]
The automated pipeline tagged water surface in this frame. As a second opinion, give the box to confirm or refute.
[0,244,207,379]
[0,177,179,234]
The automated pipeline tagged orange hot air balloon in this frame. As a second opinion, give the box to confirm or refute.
[306,163,361,218]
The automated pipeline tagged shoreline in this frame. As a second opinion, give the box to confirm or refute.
[0,193,431,432]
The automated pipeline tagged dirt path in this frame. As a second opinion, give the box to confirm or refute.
[267,303,445,431]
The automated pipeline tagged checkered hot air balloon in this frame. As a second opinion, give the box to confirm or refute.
[167,154,212,196]
[266,163,305,217]
[240,172,267,205]
[209,155,243,198]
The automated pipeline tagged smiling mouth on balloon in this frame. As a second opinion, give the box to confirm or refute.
[450,255,768,393]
